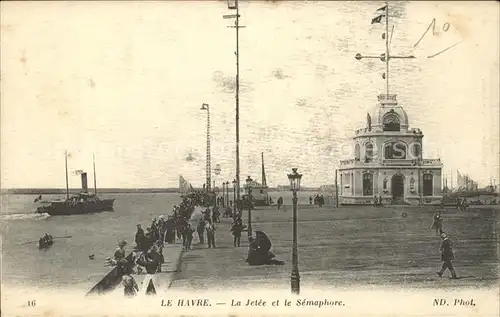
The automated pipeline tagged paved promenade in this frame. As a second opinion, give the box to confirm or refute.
[169,204,498,291]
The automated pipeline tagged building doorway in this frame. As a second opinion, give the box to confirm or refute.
[391,174,405,204]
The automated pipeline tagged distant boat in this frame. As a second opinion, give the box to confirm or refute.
[36,152,115,216]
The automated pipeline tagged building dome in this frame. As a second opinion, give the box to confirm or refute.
[369,94,409,131]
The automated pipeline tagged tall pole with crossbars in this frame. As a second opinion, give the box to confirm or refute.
[201,103,211,192]
[355,1,415,96]
[224,0,245,213]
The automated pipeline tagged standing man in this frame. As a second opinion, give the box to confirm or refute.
[436,233,458,279]
[122,266,139,297]
[135,224,145,250]
[136,248,161,295]
[184,223,194,251]
[114,240,128,265]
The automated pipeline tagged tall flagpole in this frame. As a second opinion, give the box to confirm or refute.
[236,0,241,209]
[385,1,390,95]
[65,151,69,200]
[224,0,244,212]
[355,3,415,94]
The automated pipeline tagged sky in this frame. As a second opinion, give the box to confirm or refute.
[1,1,499,188]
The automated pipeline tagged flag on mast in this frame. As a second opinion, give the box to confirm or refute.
[371,14,385,24]
[227,0,237,10]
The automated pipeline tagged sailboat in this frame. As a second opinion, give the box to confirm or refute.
[36,152,115,216]
[242,153,270,206]
[179,175,194,194]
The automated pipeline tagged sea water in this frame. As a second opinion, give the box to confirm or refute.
[0,193,183,291]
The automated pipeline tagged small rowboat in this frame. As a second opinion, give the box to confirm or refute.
[39,237,54,249]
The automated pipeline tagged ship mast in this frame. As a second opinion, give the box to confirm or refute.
[65,151,69,200]
[93,153,97,196]
[261,152,267,187]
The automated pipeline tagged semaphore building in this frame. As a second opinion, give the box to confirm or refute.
[338,3,443,205]
[338,94,443,205]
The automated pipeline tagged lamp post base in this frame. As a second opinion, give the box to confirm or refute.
[291,267,300,295]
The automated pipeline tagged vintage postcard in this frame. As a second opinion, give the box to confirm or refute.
[1,1,499,316]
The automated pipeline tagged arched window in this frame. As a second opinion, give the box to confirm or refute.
[363,173,373,196]
[354,144,360,160]
[423,173,433,196]
[384,141,407,159]
[365,143,374,162]
[410,143,421,159]
[383,113,400,131]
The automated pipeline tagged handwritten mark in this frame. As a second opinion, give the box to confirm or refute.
[414,18,461,59]
[427,41,462,59]
[413,18,450,48]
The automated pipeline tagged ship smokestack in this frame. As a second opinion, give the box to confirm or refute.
[81,172,88,193]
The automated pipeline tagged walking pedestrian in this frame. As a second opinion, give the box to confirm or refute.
[430,210,444,235]
[230,216,244,247]
[206,219,216,248]
[197,219,205,244]
[436,233,458,279]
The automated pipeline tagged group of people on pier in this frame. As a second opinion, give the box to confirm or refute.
[108,191,217,296]
[309,194,325,207]
[111,190,264,297]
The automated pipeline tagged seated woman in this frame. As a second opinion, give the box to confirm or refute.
[246,231,284,266]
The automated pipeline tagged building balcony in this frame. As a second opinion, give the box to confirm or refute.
[378,94,398,105]
[340,159,361,166]
[339,158,443,168]
[421,159,443,166]
[382,158,443,167]
[340,158,380,167]
[382,159,414,166]
[354,127,423,136]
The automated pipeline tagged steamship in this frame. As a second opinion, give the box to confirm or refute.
[36,153,115,216]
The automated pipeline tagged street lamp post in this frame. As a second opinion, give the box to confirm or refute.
[232,179,237,216]
[225,181,230,209]
[245,176,253,237]
[287,168,302,295]
[200,103,211,192]
[223,182,227,207]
